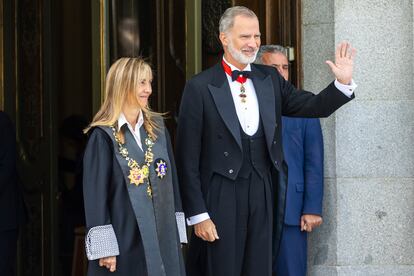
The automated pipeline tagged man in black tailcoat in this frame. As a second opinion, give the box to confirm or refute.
[176,6,357,276]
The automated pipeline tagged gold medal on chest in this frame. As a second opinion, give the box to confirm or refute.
[128,167,145,186]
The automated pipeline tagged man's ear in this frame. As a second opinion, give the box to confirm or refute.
[219,32,228,48]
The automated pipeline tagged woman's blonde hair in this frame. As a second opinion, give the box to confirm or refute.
[85,57,161,140]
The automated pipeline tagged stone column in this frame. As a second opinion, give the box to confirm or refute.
[302,1,414,275]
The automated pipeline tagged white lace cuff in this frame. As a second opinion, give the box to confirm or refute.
[85,224,120,260]
[175,212,188,243]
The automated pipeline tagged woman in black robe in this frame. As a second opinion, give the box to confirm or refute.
[83,57,186,276]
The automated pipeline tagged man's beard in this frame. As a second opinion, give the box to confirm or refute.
[227,40,258,65]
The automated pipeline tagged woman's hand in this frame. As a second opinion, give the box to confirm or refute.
[99,256,117,272]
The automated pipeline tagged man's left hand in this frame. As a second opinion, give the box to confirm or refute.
[326,41,356,85]
[301,214,323,232]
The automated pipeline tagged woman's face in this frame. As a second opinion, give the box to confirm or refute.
[135,77,152,107]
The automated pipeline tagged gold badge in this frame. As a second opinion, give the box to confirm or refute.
[128,167,145,186]
[155,159,168,179]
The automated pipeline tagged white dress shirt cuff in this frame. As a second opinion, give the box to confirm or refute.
[334,79,357,98]
[186,213,210,226]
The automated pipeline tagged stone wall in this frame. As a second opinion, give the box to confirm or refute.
[302,1,414,275]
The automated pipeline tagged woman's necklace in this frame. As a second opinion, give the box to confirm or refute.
[111,125,155,198]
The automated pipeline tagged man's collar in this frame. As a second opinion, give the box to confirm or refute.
[117,110,144,131]
[222,56,251,72]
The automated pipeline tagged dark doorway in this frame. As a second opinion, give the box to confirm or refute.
[2,0,93,275]
[54,1,92,275]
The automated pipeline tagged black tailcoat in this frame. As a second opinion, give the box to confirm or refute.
[176,63,353,275]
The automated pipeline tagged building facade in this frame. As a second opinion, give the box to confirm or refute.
[303,1,414,275]
[0,0,413,275]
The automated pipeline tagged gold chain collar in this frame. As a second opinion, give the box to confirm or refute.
[111,125,155,198]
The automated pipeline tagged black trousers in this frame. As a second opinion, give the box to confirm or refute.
[187,170,273,276]
[0,229,18,276]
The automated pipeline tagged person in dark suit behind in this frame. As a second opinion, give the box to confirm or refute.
[0,111,27,276]
[176,6,357,276]
[256,45,325,276]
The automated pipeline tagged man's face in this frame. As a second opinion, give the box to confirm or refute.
[261,52,289,81]
[220,15,261,67]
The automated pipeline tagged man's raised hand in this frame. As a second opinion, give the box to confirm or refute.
[326,41,356,85]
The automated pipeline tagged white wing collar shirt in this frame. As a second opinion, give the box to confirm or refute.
[223,56,260,136]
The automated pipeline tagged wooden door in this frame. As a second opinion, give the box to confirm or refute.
[2,0,93,275]
[3,0,58,275]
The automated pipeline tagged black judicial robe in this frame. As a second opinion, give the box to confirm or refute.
[83,122,186,276]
